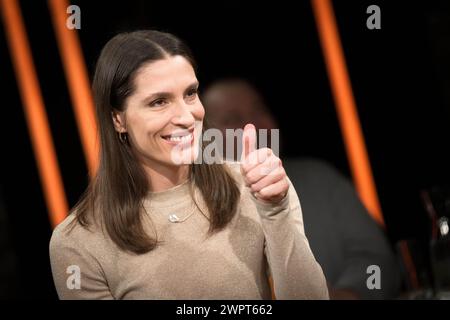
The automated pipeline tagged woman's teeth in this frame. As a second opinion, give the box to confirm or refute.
[166,133,193,142]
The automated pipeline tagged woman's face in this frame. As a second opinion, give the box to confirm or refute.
[114,55,204,169]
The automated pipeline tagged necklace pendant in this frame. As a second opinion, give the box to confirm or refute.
[168,214,180,223]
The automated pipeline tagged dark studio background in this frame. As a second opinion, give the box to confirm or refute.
[0,0,449,299]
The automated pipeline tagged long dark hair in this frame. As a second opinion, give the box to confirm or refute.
[69,30,240,254]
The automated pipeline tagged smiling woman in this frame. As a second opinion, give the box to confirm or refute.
[48,30,329,300]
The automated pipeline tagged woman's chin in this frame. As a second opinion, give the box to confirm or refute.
[167,146,199,165]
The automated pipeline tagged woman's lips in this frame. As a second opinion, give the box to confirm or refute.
[161,132,194,146]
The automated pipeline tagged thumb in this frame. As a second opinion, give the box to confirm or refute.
[241,123,257,161]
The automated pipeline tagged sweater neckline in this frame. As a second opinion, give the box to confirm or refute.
[144,178,192,208]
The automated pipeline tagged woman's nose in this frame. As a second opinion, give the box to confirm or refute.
[171,101,195,126]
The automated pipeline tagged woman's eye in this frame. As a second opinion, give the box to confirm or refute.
[186,89,198,99]
[150,99,167,107]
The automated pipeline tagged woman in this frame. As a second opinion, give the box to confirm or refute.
[49,30,328,300]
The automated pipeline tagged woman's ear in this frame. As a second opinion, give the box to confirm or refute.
[111,110,126,133]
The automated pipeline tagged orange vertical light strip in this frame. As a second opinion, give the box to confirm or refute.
[311,0,384,226]
[398,241,420,289]
[0,0,68,227]
[48,0,98,177]
[269,276,276,300]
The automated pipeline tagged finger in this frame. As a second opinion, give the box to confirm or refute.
[241,123,257,162]
[244,154,280,185]
[241,148,272,176]
[255,178,289,201]
[250,166,286,193]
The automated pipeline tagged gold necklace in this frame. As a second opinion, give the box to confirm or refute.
[168,208,196,223]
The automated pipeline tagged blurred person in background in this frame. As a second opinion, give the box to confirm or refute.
[203,78,402,299]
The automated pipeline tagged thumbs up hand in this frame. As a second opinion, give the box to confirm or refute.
[240,124,289,204]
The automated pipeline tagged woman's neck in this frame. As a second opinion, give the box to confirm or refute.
[142,161,190,192]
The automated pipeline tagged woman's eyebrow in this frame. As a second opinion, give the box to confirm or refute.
[142,91,171,104]
[185,81,200,91]
[184,81,200,93]
[142,81,199,104]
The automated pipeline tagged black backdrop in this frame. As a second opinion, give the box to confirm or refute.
[1,0,449,299]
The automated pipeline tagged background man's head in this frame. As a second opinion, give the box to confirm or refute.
[202,78,281,160]
[202,78,278,133]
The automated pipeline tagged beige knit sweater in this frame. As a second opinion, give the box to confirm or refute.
[49,162,329,299]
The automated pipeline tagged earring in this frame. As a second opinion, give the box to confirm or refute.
[118,132,128,144]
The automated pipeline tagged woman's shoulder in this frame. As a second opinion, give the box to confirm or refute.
[223,160,242,176]
[222,160,245,186]
[49,211,105,254]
